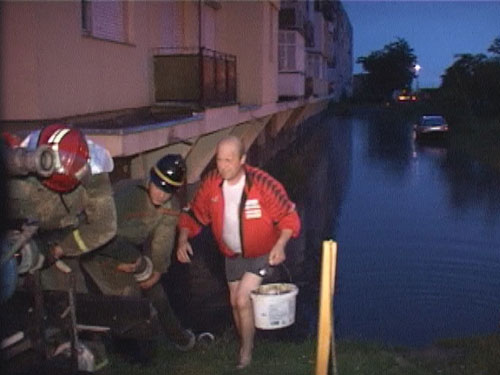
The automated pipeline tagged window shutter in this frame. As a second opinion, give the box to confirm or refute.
[91,0,126,43]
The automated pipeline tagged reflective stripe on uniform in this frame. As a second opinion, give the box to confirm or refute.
[72,229,89,252]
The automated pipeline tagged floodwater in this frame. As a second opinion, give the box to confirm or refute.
[169,108,500,349]
[327,109,500,347]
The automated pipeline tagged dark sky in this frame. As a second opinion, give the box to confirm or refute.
[343,0,500,88]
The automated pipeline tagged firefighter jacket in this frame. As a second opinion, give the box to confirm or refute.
[8,173,117,257]
[113,179,180,274]
[178,165,301,258]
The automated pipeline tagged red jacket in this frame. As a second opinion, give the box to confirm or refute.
[178,165,301,258]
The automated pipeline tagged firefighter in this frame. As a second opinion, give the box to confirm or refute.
[82,154,197,351]
[7,123,117,292]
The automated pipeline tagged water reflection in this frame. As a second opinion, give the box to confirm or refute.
[334,110,500,347]
[264,113,352,338]
[442,148,500,225]
[364,109,415,176]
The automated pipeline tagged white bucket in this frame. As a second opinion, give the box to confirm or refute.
[250,283,299,330]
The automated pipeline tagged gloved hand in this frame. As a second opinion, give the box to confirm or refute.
[117,256,158,289]
[138,271,161,290]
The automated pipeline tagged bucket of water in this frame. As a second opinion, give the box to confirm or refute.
[250,283,299,330]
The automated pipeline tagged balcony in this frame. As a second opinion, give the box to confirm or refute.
[153,47,237,108]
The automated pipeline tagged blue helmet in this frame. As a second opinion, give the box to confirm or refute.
[150,154,186,193]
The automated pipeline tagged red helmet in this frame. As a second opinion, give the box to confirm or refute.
[37,124,90,192]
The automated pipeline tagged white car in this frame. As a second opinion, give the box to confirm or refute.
[414,115,449,139]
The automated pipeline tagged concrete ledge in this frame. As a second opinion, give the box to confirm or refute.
[3,96,333,158]
[86,96,333,158]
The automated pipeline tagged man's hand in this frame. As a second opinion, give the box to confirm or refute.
[268,229,292,266]
[268,242,286,266]
[177,241,193,263]
[116,257,142,273]
[139,271,161,290]
[177,228,193,263]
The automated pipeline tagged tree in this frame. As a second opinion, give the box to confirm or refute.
[440,53,500,118]
[356,38,417,101]
[487,36,500,56]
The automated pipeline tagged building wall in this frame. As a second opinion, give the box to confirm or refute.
[0,2,40,119]
[215,1,278,106]
[1,1,154,121]
[0,0,321,123]
[149,1,185,48]
[201,4,217,50]
[261,2,279,105]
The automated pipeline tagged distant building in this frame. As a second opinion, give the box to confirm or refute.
[327,0,353,100]
[278,0,352,101]
[1,0,352,183]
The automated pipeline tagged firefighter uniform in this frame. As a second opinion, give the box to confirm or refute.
[82,179,193,348]
[8,172,117,292]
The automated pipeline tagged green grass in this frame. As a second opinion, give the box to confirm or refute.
[98,332,500,375]
[100,331,315,375]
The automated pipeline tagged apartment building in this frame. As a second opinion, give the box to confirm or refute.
[1,0,352,182]
[278,0,352,100]
[328,0,353,100]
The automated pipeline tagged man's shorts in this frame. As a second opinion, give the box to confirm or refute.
[225,253,269,282]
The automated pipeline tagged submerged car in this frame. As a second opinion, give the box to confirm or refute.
[413,115,449,139]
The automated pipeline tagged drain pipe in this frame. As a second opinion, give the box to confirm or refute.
[198,0,202,53]
[198,0,203,106]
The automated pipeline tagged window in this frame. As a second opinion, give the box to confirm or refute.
[81,0,129,43]
[307,54,322,78]
[279,31,297,71]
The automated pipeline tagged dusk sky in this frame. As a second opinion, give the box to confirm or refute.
[342,0,500,88]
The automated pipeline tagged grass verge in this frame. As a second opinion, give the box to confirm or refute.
[98,331,500,375]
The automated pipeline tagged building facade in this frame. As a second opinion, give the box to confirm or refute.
[1,0,352,183]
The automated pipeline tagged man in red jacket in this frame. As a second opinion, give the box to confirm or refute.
[177,135,300,369]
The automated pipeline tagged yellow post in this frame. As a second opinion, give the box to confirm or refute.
[315,240,338,375]
[330,242,338,375]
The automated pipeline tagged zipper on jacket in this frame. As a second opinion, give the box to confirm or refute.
[239,189,247,258]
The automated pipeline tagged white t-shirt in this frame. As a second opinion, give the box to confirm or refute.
[222,175,245,253]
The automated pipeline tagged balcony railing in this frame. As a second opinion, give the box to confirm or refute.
[153,47,237,108]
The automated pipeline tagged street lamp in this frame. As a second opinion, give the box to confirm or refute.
[413,64,421,92]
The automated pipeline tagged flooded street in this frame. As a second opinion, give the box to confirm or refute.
[331,109,500,347]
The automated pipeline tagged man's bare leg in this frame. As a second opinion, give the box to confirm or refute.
[229,281,241,333]
[228,272,262,368]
